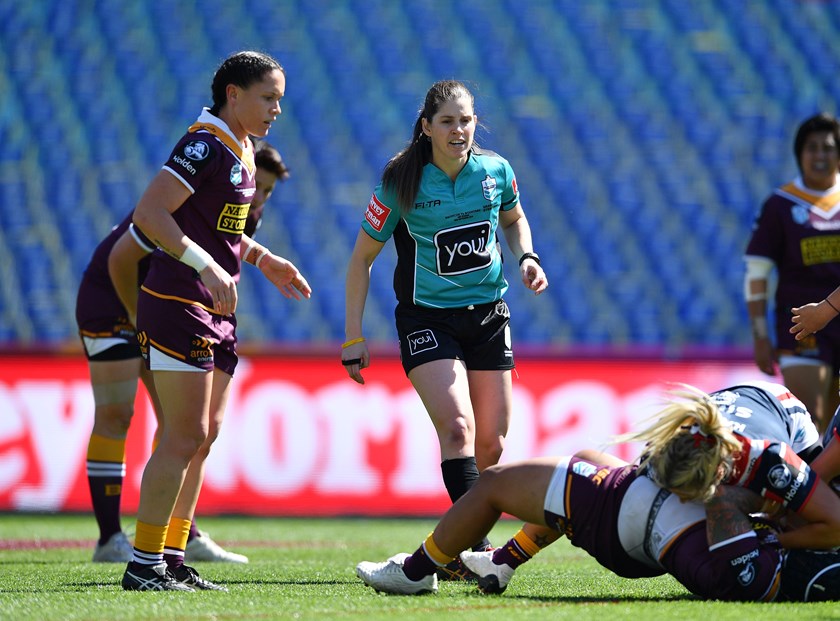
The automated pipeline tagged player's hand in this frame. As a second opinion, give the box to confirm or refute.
[341,341,370,384]
[790,303,833,340]
[752,337,777,376]
[258,254,312,300]
[520,260,548,295]
[199,262,238,315]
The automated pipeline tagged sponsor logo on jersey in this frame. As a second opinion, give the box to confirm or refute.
[571,460,597,478]
[434,221,492,275]
[481,174,497,201]
[217,203,250,234]
[415,199,441,209]
[365,194,391,232]
[190,336,214,364]
[406,329,438,356]
[184,141,210,160]
[172,155,197,175]
[767,463,792,489]
[784,470,806,503]
[230,163,242,185]
[136,331,149,360]
[512,176,518,195]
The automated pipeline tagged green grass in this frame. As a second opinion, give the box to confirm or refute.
[0,514,837,621]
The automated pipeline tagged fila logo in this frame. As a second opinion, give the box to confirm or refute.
[406,329,438,356]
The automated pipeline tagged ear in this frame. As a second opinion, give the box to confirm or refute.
[421,118,431,137]
[226,83,239,104]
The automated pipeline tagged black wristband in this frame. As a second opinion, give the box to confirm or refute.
[518,252,540,267]
[341,358,362,366]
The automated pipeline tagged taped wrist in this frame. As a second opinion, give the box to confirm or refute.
[180,243,213,272]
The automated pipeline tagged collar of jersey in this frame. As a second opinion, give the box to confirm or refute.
[188,108,255,175]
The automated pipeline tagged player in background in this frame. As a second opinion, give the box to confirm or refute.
[745,112,840,433]
[78,142,289,565]
[119,51,310,592]
[342,80,547,580]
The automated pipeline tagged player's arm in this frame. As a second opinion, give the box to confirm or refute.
[749,442,840,549]
[744,255,776,375]
[107,227,153,325]
[133,171,237,315]
[240,233,311,300]
[809,434,840,490]
[499,204,547,295]
[790,285,840,340]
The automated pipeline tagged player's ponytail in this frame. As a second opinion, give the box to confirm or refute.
[616,384,742,502]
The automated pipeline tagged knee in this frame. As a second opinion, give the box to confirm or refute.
[475,435,505,470]
[438,416,473,451]
[94,403,135,437]
[195,426,221,459]
[162,426,208,460]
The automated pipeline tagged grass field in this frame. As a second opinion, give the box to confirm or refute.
[0,514,836,621]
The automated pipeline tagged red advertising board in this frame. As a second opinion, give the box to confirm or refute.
[0,354,768,516]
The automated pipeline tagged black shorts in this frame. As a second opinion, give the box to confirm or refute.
[395,299,514,376]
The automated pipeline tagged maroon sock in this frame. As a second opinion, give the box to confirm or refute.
[401,546,438,581]
[88,475,122,545]
[164,552,184,570]
[492,537,533,569]
[187,521,200,543]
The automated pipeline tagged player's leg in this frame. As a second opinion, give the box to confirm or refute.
[162,368,231,591]
[780,357,832,433]
[356,457,562,594]
[86,354,142,562]
[122,367,212,592]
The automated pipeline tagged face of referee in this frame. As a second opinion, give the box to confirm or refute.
[421,95,476,175]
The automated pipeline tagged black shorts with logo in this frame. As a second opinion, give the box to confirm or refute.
[395,299,514,375]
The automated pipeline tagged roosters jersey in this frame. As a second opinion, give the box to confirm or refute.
[708,381,821,457]
[361,148,519,309]
[141,109,255,311]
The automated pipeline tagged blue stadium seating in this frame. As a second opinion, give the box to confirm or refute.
[1,0,838,352]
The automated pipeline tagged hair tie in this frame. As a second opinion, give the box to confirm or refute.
[689,424,716,448]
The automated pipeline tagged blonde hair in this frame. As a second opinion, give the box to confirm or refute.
[617,384,742,502]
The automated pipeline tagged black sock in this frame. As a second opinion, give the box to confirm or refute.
[440,457,491,551]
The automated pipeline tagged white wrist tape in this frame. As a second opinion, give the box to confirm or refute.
[751,316,769,339]
[180,243,214,272]
[255,251,269,268]
[743,256,774,302]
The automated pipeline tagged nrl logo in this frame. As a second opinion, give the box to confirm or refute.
[230,163,242,185]
[481,174,497,201]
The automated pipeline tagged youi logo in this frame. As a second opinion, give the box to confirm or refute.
[434,221,493,276]
[407,329,438,356]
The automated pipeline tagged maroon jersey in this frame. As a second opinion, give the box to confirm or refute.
[75,211,154,333]
[141,110,256,311]
[544,457,663,578]
[745,179,840,358]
